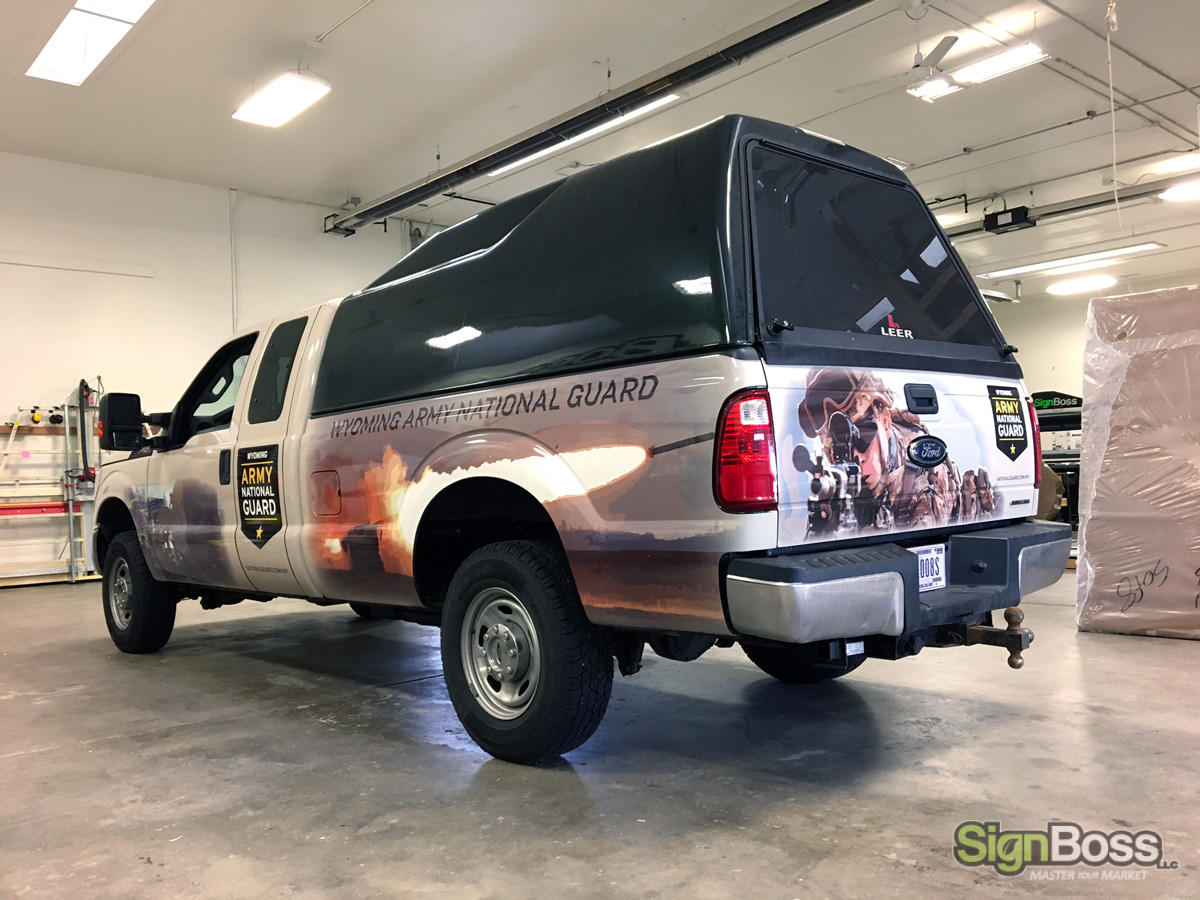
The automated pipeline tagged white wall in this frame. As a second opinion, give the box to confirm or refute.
[3,153,1102,412]
[990,296,1094,397]
[0,151,406,418]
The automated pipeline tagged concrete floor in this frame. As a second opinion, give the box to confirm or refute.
[1,572,1198,898]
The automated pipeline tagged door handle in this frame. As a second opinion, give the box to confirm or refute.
[904,383,939,416]
[219,449,231,485]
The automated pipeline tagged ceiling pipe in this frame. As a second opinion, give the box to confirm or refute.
[943,171,1200,239]
[325,0,875,235]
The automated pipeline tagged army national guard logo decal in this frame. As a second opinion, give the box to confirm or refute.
[988,386,1028,460]
[238,445,282,547]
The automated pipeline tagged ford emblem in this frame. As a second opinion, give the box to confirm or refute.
[908,435,949,468]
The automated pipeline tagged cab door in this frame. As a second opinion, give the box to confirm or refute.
[144,332,260,591]
[231,315,312,597]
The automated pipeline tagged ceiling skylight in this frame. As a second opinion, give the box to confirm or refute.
[25,1,155,86]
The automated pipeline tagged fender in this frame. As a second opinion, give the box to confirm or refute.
[93,456,161,578]
[404,428,651,556]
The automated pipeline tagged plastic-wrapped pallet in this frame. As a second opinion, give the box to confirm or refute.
[1076,284,1200,637]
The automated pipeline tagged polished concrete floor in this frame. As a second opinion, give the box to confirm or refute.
[2,572,1198,898]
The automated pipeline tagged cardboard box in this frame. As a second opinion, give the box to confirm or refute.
[1076,285,1200,638]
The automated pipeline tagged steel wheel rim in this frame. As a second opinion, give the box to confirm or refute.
[460,587,541,720]
[109,559,133,630]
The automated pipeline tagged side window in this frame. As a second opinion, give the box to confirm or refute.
[247,317,307,424]
[171,334,258,447]
[312,145,727,415]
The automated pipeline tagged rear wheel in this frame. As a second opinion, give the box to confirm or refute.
[103,531,176,653]
[742,642,865,684]
[440,540,613,764]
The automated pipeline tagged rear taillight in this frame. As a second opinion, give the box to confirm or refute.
[1027,397,1043,488]
[714,389,777,512]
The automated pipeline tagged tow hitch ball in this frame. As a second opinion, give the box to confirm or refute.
[969,607,1033,669]
[938,608,1034,669]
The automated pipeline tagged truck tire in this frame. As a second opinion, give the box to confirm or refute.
[103,531,176,653]
[742,642,866,684]
[440,540,613,764]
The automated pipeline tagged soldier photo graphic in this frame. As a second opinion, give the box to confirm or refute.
[794,368,997,538]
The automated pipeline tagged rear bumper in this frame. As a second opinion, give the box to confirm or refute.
[725,521,1071,645]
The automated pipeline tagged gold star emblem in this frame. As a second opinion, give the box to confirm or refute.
[1010,444,1016,455]
[256,525,263,539]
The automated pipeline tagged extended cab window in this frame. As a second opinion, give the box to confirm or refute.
[749,144,997,347]
[170,334,257,446]
[247,316,307,424]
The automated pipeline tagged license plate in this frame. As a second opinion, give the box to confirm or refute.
[914,543,946,592]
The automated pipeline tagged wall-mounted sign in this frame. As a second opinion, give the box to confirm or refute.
[1031,390,1082,411]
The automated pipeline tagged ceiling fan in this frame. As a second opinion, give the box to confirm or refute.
[837,33,962,100]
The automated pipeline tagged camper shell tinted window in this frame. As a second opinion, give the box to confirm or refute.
[749,143,1000,349]
[367,182,564,287]
[314,135,734,416]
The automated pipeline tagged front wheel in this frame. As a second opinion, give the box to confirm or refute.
[742,642,865,684]
[103,531,176,653]
[440,540,613,764]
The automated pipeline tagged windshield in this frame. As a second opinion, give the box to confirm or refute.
[749,144,998,347]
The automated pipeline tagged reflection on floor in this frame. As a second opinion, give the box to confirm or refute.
[1,572,1197,897]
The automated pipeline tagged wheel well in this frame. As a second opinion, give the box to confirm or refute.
[413,478,563,608]
[95,498,136,569]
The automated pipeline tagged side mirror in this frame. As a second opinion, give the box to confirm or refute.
[98,393,145,452]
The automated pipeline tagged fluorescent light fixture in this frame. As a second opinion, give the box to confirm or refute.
[799,128,845,146]
[1159,179,1200,202]
[1039,259,1115,277]
[936,211,968,228]
[1046,274,1117,296]
[950,43,1048,84]
[426,326,482,349]
[489,94,679,175]
[233,71,331,127]
[885,156,912,170]
[977,242,1164,279]
[1157,153,1200,175]
[26,9,131,85]
[906,76,962,103]
[673,276,712,295]
[74,0,156,20]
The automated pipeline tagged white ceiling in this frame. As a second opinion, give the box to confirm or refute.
[3,0,1199,300]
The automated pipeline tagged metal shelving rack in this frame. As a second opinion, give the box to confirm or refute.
[0,389,100,585]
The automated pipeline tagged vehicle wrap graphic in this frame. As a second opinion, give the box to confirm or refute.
[238,445,281,547]
[988,384,1029,460]
[774,368,1026,544]
[298,355,776,634]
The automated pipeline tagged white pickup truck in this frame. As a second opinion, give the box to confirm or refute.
[95,115,1071,764]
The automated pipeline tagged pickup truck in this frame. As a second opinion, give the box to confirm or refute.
[95,114,1071,764]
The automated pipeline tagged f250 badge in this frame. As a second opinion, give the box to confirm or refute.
[987,385,1028,460]
[238,445,282,547]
